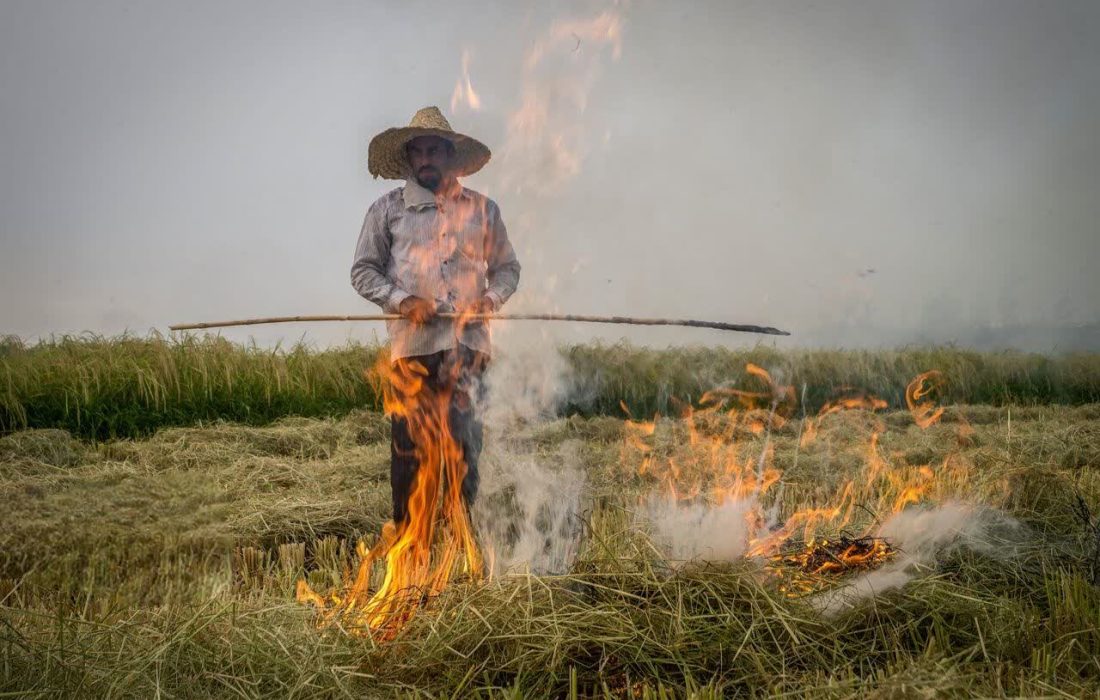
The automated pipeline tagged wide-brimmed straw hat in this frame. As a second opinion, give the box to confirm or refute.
[367,106,491,180]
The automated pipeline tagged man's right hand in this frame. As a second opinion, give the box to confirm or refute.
[398,296,437,324]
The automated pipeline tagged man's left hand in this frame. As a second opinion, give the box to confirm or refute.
[461,296,496,316]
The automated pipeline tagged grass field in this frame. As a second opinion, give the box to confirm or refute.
[3,342,1100,699]
[3,333,1099,439]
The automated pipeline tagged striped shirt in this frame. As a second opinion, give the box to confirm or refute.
[350,179,521,360]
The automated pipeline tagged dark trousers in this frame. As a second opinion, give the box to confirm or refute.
[390,345,489,525]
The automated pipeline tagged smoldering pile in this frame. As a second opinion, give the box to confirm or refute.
[766,534,896,596]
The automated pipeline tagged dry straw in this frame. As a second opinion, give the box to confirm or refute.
[2,403,1100,695]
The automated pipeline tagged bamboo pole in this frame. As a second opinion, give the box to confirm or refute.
[169,313,789,336]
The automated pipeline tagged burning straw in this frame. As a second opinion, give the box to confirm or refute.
[767,535,896,597]
[296,351,484,637]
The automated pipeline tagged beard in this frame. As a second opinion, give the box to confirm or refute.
[415,166,443,192]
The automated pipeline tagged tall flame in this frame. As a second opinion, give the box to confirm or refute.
[297,177,492,637]
[297,4,630,636]
[297,353,483,635]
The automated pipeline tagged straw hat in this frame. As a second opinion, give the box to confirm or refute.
[367,106,491,180]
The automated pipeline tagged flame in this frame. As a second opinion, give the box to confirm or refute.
[296,5,630,634]
[819,394,888,416]
[771,536,895,596]
[633,365,968,589]
[778,536,894,575]
[450,48,482,113]
[297,173,494,637]
[800,389,888,447]
[296,353,483,636]
[799,418,818,448]
[752,404,947,559]
[906,370,946,428]
[632,364,788,522]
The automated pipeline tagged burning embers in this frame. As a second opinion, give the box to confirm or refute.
[296,353,483,637]
[768,536,896,597]
[778,535,894,575]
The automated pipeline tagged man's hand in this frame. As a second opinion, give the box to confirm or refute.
[398,296,437,324]
[460,296,496,317]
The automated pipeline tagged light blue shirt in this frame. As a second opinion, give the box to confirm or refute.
[351,179,521,360]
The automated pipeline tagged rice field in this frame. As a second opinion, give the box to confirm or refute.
[3,333,1098,439]
[2,337,1100,697]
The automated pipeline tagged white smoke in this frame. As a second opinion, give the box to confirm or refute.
[810,502,1025,616]
[475,440,585,575]
[641,494,1026,611]
[643,494,757,563]
[480,331,572,428]
[473,335,586,575]
[467,2,622,575]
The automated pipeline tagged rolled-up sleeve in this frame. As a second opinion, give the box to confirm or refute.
[483,199,521,310]
[351,196,410,313]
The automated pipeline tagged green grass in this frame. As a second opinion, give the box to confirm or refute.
[3,333,1099,440]
[562,343,1100,417]
[0,333,386,440]
[2,403,1099,697]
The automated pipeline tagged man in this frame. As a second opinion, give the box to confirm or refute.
[351,106,521,527]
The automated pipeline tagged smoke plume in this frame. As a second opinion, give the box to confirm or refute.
[643,494,757,563]
[473,335,586,575]
[810,502,1025,615]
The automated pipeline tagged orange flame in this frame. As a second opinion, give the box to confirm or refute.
[633,364,788,525]
[800,389,888,447]
[906,370,946,428]
[297,186,493,635]
[297,354,483,636]
[635,365,968,573]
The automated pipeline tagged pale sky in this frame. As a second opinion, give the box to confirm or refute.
[2,0,1097,351]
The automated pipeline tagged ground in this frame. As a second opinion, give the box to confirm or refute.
[2,403,1099,697]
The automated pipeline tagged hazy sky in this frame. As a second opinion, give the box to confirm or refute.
[2,0,1097,351]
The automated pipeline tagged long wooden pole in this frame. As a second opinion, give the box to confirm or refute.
[169,313,789,336]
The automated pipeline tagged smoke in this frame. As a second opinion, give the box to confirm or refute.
[643,494,757,563]
[640,378,781,566]
[480,331,573,428]
[473,334,586,575]
[465,4,628,575]
[2,2,1098,349]
[475,440,585,575]
[494,9,623,196]
[641,493,1027,611]
[810,502,1025,616]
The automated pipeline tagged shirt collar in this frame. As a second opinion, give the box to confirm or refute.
[402,178,469,210]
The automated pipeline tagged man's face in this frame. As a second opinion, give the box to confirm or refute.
[406,135,454,192]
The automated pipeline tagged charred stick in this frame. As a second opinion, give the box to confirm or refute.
[169,313,790,336]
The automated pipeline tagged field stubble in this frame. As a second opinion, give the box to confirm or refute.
[1,398,1099,697]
